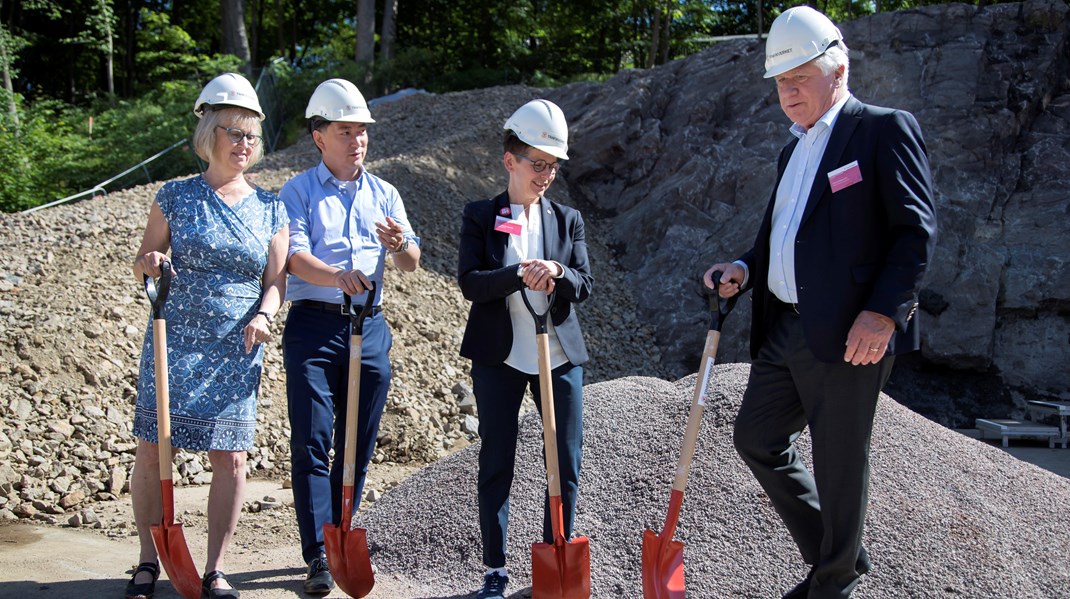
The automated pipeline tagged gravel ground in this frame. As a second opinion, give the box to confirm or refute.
[358,364,1070,598]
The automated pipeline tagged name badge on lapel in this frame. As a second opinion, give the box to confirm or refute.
[494,215,522,236]
[828,160,863,193]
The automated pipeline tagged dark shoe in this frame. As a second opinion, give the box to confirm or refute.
[303,556,335,596]
[125,562,160,599]
[476,572,509,599]
[201,570,240,599]
[782,557,872,599]
[782,567,815,599]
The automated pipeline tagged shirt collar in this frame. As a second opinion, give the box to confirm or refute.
[315,161,364,192]
[790,92,852,140]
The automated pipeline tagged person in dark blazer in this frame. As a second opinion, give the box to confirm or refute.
[704,7,938,599]
[457,99,593,599]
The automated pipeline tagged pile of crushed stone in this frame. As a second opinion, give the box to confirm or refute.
[358,363,1070,597]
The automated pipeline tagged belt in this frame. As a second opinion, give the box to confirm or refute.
[773,297,801,316]
[291,299,382,317]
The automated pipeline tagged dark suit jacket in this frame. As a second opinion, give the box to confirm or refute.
[458,191,593,366]
[740,96,938,363]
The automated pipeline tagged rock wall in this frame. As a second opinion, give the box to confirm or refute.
[548,0,1070,406]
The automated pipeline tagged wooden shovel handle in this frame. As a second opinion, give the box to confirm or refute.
[672,329,720,492]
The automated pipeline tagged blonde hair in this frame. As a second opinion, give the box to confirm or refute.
[192,106,265,169]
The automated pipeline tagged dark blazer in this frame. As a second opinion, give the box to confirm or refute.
[740,96,938,363]
[458,191,593,366]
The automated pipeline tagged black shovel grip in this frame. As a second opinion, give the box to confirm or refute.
[520,285,556,335]
[708,270,738,332]
[343,281,378,335]
[144,259,173,320]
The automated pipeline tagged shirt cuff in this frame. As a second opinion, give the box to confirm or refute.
[733,260,750,288]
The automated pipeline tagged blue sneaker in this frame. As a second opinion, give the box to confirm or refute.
[476,572,508,599]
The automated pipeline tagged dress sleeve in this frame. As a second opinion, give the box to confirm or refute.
[154,181,177,221]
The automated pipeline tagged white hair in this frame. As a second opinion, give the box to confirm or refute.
[814,43,850,86]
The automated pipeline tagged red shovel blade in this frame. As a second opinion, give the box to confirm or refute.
[641,528,685,599]
[149,523,201,599]
[531,534,591,599]
[324,522,374,598]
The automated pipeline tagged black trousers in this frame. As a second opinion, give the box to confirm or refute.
[470,360,583,569]
[734,306,892,599]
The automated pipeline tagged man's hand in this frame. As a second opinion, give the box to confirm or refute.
[844,310,895,365]
[703,262,744,298]
[334,269,372,296]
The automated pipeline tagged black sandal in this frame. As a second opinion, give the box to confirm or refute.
[201,570,240,599]
[125,561,160,599]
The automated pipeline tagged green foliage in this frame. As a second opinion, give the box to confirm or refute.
[0,80,204,212]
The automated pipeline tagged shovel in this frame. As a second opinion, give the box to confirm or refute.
[641,274,736,599]
[144,259,202,599]
[323,283,377,599]
[521,288,592,599]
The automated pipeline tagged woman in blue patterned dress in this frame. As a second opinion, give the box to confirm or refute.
[125,73,288,599]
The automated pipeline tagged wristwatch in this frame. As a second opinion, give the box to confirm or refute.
[390,239,410,254]
[256,310,275,325]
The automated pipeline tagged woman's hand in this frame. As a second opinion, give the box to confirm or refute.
[134,251,176,280]
[519,259,560,293]
[243,313,273,354]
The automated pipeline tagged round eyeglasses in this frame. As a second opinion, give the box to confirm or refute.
[513,153,562,175]
[217,126,264,147]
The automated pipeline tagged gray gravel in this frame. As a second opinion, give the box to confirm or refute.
[358,364,1070,598]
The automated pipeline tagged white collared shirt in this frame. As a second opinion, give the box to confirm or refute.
[767,93,852,303]
[503,202,568,375]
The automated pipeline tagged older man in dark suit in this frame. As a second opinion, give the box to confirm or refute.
[704,6,938,598]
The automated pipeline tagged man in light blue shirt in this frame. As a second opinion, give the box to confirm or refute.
[281,78,420,596]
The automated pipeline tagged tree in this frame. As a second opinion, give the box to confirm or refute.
[220,0,251,74]
[380,0,396,62]
[356,0,374,66]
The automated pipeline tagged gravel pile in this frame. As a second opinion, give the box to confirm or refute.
[0,84,667,526]
[358,363,1070,597]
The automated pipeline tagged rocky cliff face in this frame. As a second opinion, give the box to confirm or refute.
[548,0,1070,413]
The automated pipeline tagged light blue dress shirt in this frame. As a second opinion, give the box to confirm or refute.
[281,162,419,305]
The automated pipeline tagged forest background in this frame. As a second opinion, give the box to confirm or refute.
[0,0,1011,212]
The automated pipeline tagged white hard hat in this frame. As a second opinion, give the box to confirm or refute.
[764,6,844,79]
[504,99,569,160]
[305,78,375,123]
[193,72,265,120]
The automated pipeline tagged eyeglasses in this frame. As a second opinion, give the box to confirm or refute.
[513,153,562,175]
[217,126,263,147]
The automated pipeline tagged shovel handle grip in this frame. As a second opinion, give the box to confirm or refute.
[520,284,556,335]
[342,281,378,334]
[707,270,737,332]
[144,259,173,320]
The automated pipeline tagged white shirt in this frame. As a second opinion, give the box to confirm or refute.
[503,202,569,375]
[767,93,852,303]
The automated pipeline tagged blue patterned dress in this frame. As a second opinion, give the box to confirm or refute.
[134,176,286,451]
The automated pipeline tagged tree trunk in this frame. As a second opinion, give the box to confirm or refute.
[220,0,252,75]
[659,0,671,65]
[380,0,396,62]
[249,0,259,68]
[757,0,763,39]
[647,1,660,68]
[1,46,17,128]
[105,29,114,99]
[356,0,375,66]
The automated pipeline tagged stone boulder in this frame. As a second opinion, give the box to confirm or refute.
[548,0,1070,410]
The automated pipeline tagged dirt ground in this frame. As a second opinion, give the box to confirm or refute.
[1,440,1066,599]
[0,467,451,599]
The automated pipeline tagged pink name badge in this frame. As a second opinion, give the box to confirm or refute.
[828,160,863,193]
[494,215,522,236]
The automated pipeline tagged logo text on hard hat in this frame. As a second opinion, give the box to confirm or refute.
[768,48,793,59]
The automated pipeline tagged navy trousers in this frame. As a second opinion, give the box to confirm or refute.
[283,305,392,565]
[471,360,583,569]
[733,306,891,599]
